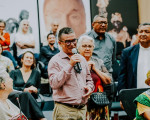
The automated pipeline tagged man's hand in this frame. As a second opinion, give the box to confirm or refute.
[16,42,24,48]
[82,86,92,98]
[69,54,81,66]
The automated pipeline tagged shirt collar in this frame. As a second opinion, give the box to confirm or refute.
[59,50,70,59]
[92,29,107,40]
[140,44,150,50]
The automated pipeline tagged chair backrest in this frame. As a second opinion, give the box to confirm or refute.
[119,88,149,120]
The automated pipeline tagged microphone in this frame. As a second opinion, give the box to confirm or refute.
[16,95,22,120]
[72,48,82,73]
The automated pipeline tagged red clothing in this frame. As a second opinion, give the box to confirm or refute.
[91,70,104,92]
[0,32,10,51]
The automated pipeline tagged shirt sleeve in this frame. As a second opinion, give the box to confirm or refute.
[3,33,10,45]
[137,102,150,115]
[48,60,73,89]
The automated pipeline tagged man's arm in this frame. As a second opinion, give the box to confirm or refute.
[118,49,128,91]
[48,59,73,89]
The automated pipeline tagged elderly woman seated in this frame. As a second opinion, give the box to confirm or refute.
[0,69,27,119]
[77,35,112,120]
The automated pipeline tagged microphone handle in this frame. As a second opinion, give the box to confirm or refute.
[16,97,22,120]
[74,62,82,73]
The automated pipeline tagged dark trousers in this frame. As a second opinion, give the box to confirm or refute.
[8,91,45,119]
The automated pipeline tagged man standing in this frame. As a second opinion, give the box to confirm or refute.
[86,15,116,74]
[40,33,59,72]
[48,27,94,120]
[85,15,116,107]
[118,23,150,91]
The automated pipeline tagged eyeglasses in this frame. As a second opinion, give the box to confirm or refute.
[60,39,77,46]
[82,45,93,49]
[94,21,107,25]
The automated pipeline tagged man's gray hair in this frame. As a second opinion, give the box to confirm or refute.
[93,14,107,22]
[77,35,95,49]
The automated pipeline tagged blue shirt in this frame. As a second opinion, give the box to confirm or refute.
[85,29,116,72]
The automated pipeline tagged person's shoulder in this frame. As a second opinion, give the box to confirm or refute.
[41,45,49,50]
[4,32,10,36]
[123,44,139,52]
[49,52,60,62]
[106,32,116,42]
[1,55,11,61]
[32,69,40,74]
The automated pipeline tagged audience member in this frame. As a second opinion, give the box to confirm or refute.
[43,0,86,38]
[18,10,32,33]
[50,21,59,48]
[0,44,14,72]
[0,69,27,119]
[10,51,41,99]
[14,19,38,62]
[0,19,10,51]
[40,33,59,73]
[48,27,94,120]
[0,20,19,69]
[118,23,150,91]
[77,35,111,119]
[85,15,116,108]
[108,12,131,48]
[85,15,116,74]
[134,70,150,120]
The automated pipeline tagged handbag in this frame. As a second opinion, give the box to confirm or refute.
[87,92,110,112]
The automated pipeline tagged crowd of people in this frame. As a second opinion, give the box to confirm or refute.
[0,8,150,119]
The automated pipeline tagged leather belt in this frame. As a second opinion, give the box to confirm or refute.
[55,101,85,109]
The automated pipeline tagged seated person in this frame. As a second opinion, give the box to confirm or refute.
[134,70,150,120]
[14,19,39,62]
[10,51,41,99]
[0,20,19,68]
[78,35,111,119]
[0,69,27,119]
[0,19,10,51]
[40,33,59,72]
[0,44,14,72]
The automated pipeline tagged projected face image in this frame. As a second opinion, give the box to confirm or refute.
[43,0,86,38]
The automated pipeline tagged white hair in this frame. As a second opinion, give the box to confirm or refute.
[18,19,30,35]
[77,35,95,49]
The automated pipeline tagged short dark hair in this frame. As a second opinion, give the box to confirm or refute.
[138,23,150,28]
[58,27,74,41]
[21,51,36,69]
[0,19,6,27]
[47,32,54,39]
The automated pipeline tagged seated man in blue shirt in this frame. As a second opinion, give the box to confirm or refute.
[40,33,59,73]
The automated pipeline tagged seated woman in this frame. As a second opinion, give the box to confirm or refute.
[78,35,111,120]
[0,69,27,119]
[134,70,150,120]
[0,44,14,72]
[10,51,40,99]
[0,20,19,68]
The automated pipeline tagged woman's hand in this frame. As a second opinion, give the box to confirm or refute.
[87,61,95,71]
[24,86,38,93]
